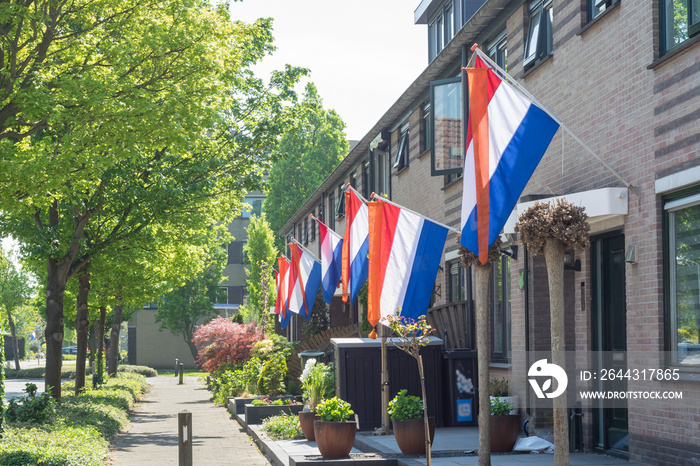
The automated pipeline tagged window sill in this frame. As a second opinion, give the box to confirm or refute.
[648,34,700,70]
[576,1,620,37]
[489,362,511,369]
[419,148,431,160]
[396,165,409,176]
[442,176,463,191]
[522,54,553,79]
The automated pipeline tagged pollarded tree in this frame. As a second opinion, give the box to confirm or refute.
[458,237,502,466]
[243,214,278,327]
[265,83,348,244]
[515,200,589,466]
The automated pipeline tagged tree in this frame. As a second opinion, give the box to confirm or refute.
[155,248,228,362]
[0,3,306,400]
[265,83,348,243]
[192,317,263,373]
[0,249,32,370]
[243,214,278,326]
[515,200,589,466]
[458,238,502,466]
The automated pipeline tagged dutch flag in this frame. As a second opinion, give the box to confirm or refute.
[286,243,321,320]
[341,187,369,306]
[313,215,343,304]
[460,53,559,263]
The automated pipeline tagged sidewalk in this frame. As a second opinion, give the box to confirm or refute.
[108,376,271,465]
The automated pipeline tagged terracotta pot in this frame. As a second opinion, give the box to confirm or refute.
[313,420,356,459]
[393,417,435,455]
[489,414,520,452]
[299,411,320,441]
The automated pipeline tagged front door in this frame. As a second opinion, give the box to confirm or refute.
[591,233,628,455]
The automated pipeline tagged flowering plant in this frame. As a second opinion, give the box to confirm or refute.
[299,358,334,411]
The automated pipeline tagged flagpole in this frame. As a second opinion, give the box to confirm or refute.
[468,45,640,198]
[343,183,369,202]
[290,237,321,263]
[370,193,460,234]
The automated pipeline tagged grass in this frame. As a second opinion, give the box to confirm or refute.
[0,372,149,465]
[159,369,208,378]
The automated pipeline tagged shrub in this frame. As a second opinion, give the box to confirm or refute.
[490,397,515,416]
[489,377,510,397]
[316,397,354,422]
[193,317,263,372]
[117,364,158,377]
[387,389,423,421]
[262,413,303,440]
[5,383,56,424]
[256,355,287,396]
[299,359,334,410]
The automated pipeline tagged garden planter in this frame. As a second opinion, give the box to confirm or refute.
[489,395,518,415]
[244,403,303,424]
[298,411,320,441]
[313,421,356,459]
[392,417,435,455]
[233,395,294,415]
[489,415,520,452]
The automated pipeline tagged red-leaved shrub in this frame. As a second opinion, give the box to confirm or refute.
[193,317,263,372]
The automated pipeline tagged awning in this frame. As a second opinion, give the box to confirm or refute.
[504,187,629,236]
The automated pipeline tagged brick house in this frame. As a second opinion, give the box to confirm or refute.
[279,1,700,463]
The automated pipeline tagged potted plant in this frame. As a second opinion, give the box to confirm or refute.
[298,358,334,441]
[313,396,356,459]
[489,377,518,415]
[489,396,520,453]
[388,389,435,455]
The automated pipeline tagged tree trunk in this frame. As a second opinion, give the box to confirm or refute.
[186,338,199,366]
[544,239,569,466]
[8,312,21,370]
[75,264,91,395]
[475,262,492,466]
[97,305,107,384]
[45,257,68,401]
[107,299,124,376]
[417,354,432,466]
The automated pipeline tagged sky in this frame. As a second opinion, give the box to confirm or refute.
[229,0,428,141]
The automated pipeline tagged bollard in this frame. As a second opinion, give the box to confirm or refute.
[178,362,184,385]
[175,358,179,377]
[178,410,192,466]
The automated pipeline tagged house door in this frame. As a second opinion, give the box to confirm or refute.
[591,233,628,455]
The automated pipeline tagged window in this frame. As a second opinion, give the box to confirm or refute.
[448,261,466,302]
[228,241,243,264]
[328,192,335,230]
[422,103,431,152]
[488,33,507,70]
[303,217,309,245]
[661,0,700,55]
[524,0,553,67]
[362,162,370,199]
[588,0,616,21]
[428,0,464,62]
[430,76,462,176]
[310,209,317,242]
[491,254,511,360]
[372,147,391,197]
[336,184,346,217]
[217,286,229,305]
[393,123,410,169]
[665,191,700,366]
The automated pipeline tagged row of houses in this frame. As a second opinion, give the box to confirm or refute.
[277,0,700,464]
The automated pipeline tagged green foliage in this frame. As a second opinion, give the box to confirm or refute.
[0,373,148,464]
[299,359,334,410]
[257,355,287,396]
[252,334,294,361]
[251,398,268,406]
[5,383,56,424]
[388,389,423,421]
[316,397,354,423]
[116,365,158,377]
[489,377,511,397]
[303,294,331,338]
[210,370,245,405]
[265,83,348,248]
[262,413,304,440]
[490,397,515,416]
[243,214,278,326]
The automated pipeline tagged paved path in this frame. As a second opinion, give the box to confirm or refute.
[109,376,271,466]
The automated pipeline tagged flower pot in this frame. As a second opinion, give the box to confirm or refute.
[299,411,320,441]
[392,417,435,455]
[313,420,356,459]
[489,414,520,453]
